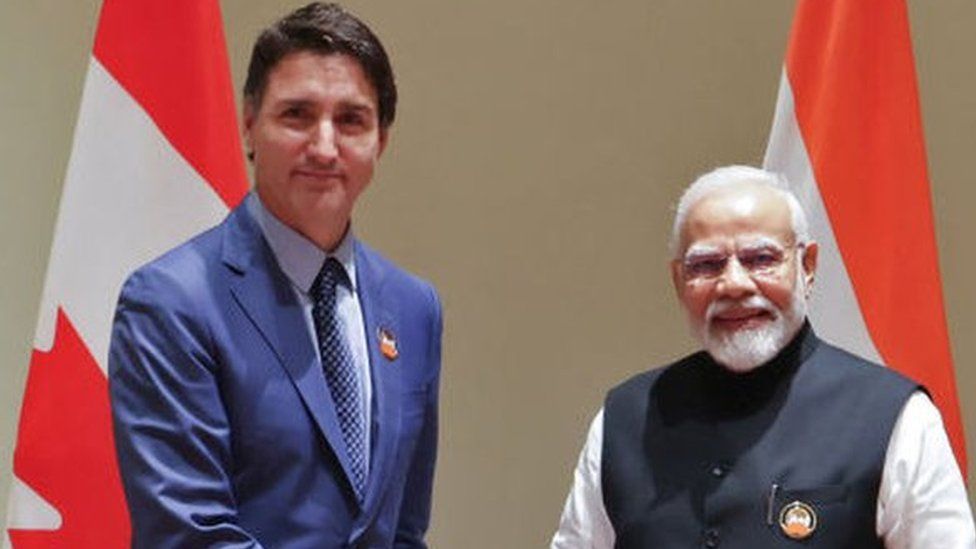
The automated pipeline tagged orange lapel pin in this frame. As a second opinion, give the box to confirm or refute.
[378,327,398,361]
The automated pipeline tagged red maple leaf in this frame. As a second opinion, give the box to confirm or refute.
[8,308,130,548]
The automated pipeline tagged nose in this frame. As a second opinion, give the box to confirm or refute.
[307,120,338,162]
[715,256,757,299]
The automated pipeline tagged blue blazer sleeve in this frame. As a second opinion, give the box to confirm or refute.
[394,283,443,548]
[109,266,263,549]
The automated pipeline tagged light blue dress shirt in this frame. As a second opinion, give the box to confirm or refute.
[246,193,372,473]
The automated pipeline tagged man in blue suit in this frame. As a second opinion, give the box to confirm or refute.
[108,3,442,547]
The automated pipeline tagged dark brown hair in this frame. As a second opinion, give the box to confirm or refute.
[243,2,397,129]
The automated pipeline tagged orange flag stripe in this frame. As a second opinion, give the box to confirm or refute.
[785,0,966,472]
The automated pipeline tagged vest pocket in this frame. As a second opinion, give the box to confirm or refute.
[780,483,849,504]
[770,482,881,546]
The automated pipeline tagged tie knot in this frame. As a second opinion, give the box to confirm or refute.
[311,257,348,298]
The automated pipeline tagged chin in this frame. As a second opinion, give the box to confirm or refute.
[705,322,787,372]
[291,190,347,220]
[694,295,807,373]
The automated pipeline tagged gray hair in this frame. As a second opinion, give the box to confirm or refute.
[669,165,810,258]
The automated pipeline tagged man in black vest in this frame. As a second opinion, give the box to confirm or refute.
[552,166,974,548]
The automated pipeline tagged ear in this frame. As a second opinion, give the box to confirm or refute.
[800,241,819,296]
[670,258,684,297]
[377,127,390,158]
[243,101,256,159]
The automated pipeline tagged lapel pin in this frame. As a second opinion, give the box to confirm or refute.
[378,327,398,361]
[779,500,817,540]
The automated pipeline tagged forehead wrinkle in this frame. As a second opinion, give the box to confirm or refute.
[735,235,787,252]
[275,97,315,107]
[263,52,378,102]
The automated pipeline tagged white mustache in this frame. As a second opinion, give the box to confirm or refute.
[705,295,778,325]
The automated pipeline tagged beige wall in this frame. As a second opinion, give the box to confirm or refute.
[1,1,973,545]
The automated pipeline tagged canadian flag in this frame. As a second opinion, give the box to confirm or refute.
[764,0,967,475]
[4,1,248,546]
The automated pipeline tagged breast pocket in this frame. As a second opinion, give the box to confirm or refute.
[772,481,879,547]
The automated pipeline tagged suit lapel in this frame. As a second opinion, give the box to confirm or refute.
[355,241,403,514]
[220,205,361,502]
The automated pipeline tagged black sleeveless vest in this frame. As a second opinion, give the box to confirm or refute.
[602,324,918,548]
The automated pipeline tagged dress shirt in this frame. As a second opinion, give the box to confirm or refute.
[247,194,372,469]
[552,392,976,548]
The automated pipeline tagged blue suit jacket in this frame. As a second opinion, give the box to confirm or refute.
[109,204,442,548]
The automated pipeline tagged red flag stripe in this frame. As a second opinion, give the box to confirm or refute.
[93,0,248,209]
[785,0,966,471]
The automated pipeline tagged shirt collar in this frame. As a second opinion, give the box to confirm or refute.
[246,192,357,294]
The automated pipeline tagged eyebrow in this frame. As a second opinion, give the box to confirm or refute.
[683,237,787,261]
[683,244,725,261]
[270,98,376,113]
[335,102,375,114]
[273,98,315,109]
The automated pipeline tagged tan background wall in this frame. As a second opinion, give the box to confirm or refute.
[1,1,973,546]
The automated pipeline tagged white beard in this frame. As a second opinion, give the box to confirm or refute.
[691,268,808,373]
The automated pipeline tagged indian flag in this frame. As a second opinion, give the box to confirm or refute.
[763,0,967,475]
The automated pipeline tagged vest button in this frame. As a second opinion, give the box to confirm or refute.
[702,528,720,547]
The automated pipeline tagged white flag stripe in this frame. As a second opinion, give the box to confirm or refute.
[763,70,882,364]
[33,58,230,370]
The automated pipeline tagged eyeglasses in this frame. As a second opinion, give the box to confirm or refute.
[681,242,804,282]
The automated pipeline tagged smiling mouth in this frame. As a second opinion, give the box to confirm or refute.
[710,309,774,330]
[294,169,345,183]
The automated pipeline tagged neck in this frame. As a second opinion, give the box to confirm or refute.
[254,190,351,252]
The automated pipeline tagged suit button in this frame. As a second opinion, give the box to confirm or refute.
[702,528,720,548]
[710,463,728,477]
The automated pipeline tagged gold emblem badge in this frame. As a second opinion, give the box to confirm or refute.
[779,500,817,540]
[378,328,398,360]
